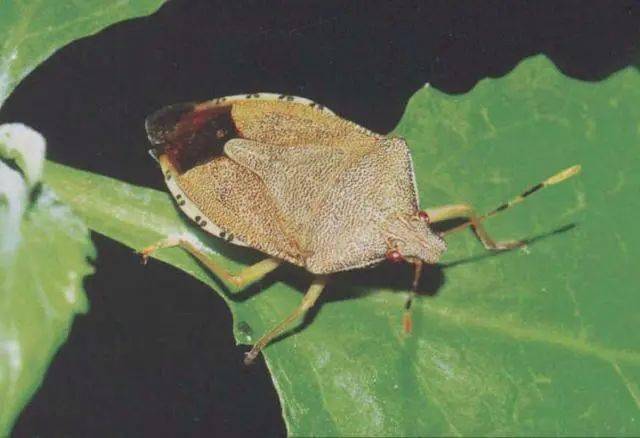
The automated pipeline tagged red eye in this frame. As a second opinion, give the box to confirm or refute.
[418,210,430,223]
[386,249,403,263]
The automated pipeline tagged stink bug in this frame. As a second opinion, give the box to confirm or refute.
[140,93,580,365]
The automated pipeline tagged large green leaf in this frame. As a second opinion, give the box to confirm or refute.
[0,1,170,433]
[0,124,95,435]
[0,0,165,108]
[43,56,639,435]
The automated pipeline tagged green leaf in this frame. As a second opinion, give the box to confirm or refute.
[43,56,640,435]
[0,123,45,188]
[0,0,166,108]
[0,124,95,435]
[0,2,168,432]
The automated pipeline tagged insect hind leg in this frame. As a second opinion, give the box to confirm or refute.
[139,235,283,290]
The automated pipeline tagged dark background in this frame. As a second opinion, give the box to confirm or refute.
[2,1,639,436]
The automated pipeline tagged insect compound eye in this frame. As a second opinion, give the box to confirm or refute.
[386,249,404,263]
[418,210,430,223]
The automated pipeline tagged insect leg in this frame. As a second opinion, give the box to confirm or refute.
[139,236,283,290]
[244,275,328,365]
[425,204,523,251]
[402,260,423,334]
[426,165,581,251]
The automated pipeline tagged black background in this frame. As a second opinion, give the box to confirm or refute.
[2,1,639,436]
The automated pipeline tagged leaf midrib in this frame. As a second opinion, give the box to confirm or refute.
[421,302,640,366]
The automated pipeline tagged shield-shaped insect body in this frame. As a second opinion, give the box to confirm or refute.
[142,92,580,364]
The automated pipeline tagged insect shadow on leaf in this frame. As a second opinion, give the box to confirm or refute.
[438,222,578,269]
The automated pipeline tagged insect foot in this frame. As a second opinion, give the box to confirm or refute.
[138,235,185,264]
[138,250,151,265]
[137,245,162,265]
[243,350,259,366]
[402,311,413,334]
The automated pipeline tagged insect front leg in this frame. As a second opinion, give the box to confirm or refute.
[139,236,283,290]
[244,275,328,365]
[425,204,523,251]
[425,165,581,251]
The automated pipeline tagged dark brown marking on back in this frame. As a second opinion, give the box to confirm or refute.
[145,103,239,173]
[146,103,195,146]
